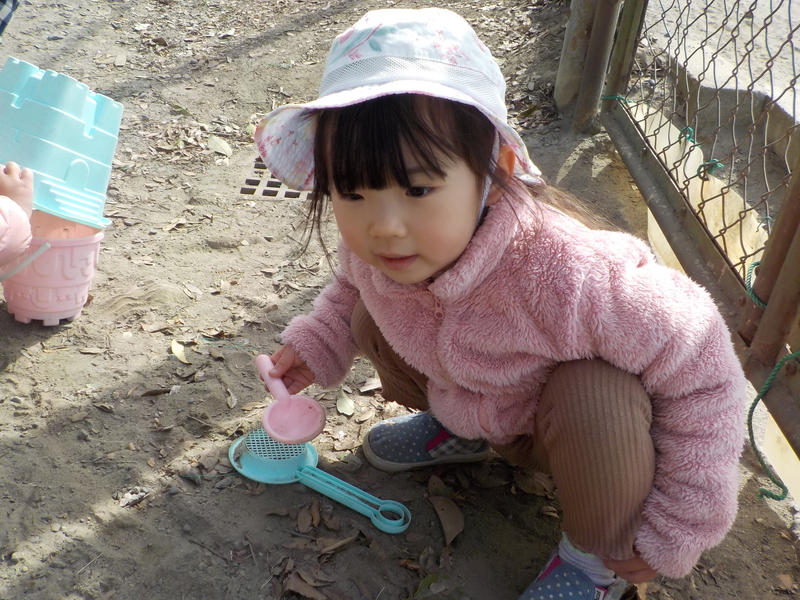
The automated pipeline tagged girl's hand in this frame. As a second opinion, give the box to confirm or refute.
[0,162,34,218]
[269,345,316,395]
[603,553,658,584]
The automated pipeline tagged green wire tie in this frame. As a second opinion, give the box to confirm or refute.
[697,159,724,180]
[745,261,767,310]
[679,126,696,144]
[747,349,800,501]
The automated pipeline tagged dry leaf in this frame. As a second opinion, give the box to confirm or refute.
[71,412,89,422]
[513,470,555,497]
[297,506,313,533]
[319,533,358,554]
[355,408,375,423]
[283,572,327,600]
[778,574,794,589]
[359,378,382,393]
[141,387,172,396]
[226,387,238,409]
[322,512,341,531]
[79,347,105,354]
[311,499,321,528]
[163,217,187,232]
[540,505,559,518]
[184,283,204,298]
[141,321,171,333]
[199,451,219,472]
[333,438,358,451]
[244,482,266,496]
[336,389,355,416]
[241,402,266,411]
[297,567,329,587]
[208,135,232,157]
[428,475,450,497]
[472,463,512,488]
[171,339,190,363]
[428,496,464,546]
[399,558,421,571]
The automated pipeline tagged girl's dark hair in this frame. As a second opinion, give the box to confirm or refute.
[299,93,611,257]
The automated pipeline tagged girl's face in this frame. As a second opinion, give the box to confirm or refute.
[331,152,486,285]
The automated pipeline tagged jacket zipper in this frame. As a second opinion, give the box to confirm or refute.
[433,296,444,320]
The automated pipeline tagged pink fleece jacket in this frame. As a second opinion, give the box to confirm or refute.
[0,196,32,269]
[282,193,747,578]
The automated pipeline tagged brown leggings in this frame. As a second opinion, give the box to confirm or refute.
[351,299,656,561]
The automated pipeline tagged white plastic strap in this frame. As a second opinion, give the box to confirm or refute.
[0,242,51,282]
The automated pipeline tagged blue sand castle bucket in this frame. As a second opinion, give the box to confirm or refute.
[0,57,124,230]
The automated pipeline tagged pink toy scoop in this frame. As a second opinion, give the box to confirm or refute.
[256,354,326,445]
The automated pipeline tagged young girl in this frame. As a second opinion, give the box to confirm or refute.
[254,8,747,599]
[0,161,33,270]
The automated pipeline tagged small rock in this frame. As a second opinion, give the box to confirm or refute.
[183,524,191,533]
[77,430,90,440]
[169,486,180,495]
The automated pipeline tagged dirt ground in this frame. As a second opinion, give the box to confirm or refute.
[0,0,799,599]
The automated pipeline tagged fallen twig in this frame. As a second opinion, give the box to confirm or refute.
[187,538,229,562]
[76,551,104,575]
[319,533,359,555]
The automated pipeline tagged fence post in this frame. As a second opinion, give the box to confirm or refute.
[573,0,625,132]
[738,163,800,348]
[745,222,800,369]
[554,0,598,114]
[603,0,649,111]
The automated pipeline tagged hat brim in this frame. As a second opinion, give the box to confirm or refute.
[255,79,540,191]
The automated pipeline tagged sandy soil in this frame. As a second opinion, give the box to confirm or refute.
[0,0,798,599]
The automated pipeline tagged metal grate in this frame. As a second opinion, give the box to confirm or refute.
[240,157,310,201]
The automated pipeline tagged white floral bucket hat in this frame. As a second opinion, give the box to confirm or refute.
[254,7,542,191]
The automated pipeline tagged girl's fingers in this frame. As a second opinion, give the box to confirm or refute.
[603,556,657,584]
[269,347,289,377]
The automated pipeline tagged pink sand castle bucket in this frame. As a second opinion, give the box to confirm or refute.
[1,211,103,326]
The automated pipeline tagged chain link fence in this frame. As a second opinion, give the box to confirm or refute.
[599,0,800,461]
[616,0,798,280]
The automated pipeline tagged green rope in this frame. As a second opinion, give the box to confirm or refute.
[746,350,800,501]
[697,159,725,179]
[679,126,696,144]
[745,261,767,310]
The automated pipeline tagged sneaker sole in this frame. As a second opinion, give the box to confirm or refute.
[362,434,492,472]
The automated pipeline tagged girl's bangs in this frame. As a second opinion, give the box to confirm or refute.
[313,95,466,196]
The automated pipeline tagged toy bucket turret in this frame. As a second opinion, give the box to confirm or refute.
[0,57,123,325]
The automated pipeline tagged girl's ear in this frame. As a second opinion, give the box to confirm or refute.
[486,144,517,206]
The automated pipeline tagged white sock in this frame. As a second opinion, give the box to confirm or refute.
[558,533,617,588]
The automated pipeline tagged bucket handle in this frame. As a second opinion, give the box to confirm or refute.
[0,242,52,282]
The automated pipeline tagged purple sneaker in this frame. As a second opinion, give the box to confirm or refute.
[519,552,634,600]
[362,412,491,472]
